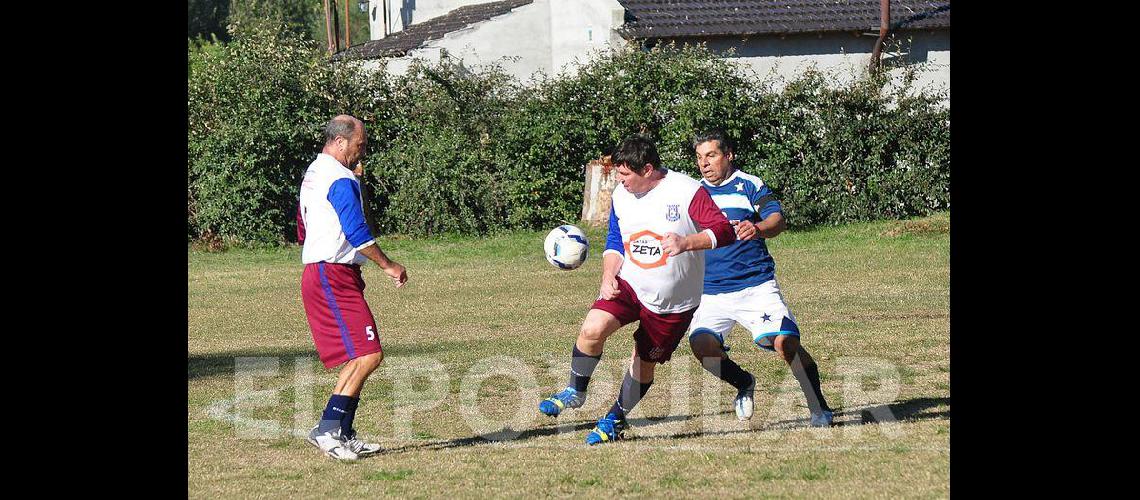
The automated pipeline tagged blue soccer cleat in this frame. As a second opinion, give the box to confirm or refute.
[810,410,834,428]
[585,412,626,445]
[539,387,586,416]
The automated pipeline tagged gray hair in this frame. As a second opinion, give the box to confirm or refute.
[323,116,358,145]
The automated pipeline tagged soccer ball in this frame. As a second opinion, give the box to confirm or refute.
[544,224,589,270]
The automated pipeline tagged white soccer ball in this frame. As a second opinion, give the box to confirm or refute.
[544,224,589,270]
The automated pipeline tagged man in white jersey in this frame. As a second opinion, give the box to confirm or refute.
[298,115,409,460]
[536,135,736,445]
[687,129,833,427]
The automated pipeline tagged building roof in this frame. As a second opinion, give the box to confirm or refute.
[617,0,950,39]
[334,0,534,60]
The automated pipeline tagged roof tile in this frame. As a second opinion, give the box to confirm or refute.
[618,0,950,38]
[334,0,534,60]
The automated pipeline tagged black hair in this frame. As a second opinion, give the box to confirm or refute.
[692,129,734,154]
[611,134,661,172]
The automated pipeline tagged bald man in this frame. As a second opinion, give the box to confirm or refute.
[298,115,408,460]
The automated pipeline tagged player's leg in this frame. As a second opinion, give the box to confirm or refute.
[743,279,833,427]
[612,349,657,421]
[326,280,387,455]
[541,279,639,417]
[586,348,654,445]
[539,309,623,416]
[301,263,385,459]
[689,291,756,419]
[585,306,690,445]
[774,334,833,427]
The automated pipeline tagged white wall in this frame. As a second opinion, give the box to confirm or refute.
[369,0,492,36]
[368,0,384,39]
[390,0,552,79]
[695,30,950,104]
[549,0,624,76]
[366,2,949,106]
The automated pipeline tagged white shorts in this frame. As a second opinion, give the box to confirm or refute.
[689,279,800,352]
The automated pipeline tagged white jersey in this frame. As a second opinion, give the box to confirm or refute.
[299,153,375,265]
[603,169,728,314]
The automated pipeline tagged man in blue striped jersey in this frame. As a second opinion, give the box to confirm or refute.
[687,129,834,427]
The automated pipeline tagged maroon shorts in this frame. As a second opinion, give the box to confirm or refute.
[301,262,383,368]
[591,276,696,364]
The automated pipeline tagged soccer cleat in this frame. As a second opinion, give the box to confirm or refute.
[342,430,383,456]
[539,387,586,416]
[307,426,358,461]
[734,374,756,421]
[585,412,626,445]
[810,410,834,428]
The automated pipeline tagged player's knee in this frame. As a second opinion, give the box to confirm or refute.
[579,322,611,344]
[689,333,722,359]
[774,335,799,362]
[358,350,384,370]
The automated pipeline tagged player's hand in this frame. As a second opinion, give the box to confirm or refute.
[598,275,620,300]
[735,220,758,241]
[662,232,688,256]
[383,262,408,288]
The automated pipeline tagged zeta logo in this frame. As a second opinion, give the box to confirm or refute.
[624,230,667,269]
[666,204,680,221]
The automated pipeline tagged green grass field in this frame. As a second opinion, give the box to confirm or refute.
[188,212,949,498]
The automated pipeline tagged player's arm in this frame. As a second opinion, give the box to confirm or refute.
[357,244,407,288]
[328,178,408,287]
[296,201,307,244]
[736,183,785,241]
[663,188,736,256]
[599,204,625,300]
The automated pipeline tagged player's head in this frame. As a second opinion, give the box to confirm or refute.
[324,115,368,167]
[693,129,735,186]
[611,134,662,194]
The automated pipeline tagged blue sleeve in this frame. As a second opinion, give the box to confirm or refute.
[327,178,374,248]
[752,183,782,220]
[605,202,624,255]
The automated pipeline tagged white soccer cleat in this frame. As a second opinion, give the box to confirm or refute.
[734,375,756,421]
[342,431,383,456]
[307,426,359,461]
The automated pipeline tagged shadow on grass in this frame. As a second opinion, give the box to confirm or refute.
[378,396,950,453]
[636,396,951,442]
[379,409,731,454]
[188,349,320,380]
[187,341,479,380]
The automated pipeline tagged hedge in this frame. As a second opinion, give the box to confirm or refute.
[188,23,949,246]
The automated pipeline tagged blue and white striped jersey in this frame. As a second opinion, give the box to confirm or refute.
[701,170,782,294]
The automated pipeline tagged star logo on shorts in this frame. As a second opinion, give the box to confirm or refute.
[761,313,772,322]
[736,182,745,192]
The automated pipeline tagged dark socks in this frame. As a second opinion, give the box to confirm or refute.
[699,355,754,390]
[318,394,353,433]
[609,370,653,421]
[791,351,831,413]
[568,345,602,392]
[341,396,361,436]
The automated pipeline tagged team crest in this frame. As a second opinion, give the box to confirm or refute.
[666,204,680,221]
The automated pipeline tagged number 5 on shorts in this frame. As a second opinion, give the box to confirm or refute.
[366,326,376,341]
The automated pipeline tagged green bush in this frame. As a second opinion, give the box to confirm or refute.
[187,20,388,246]
[188,25,949,246]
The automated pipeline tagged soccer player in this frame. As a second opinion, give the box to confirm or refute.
[298,115,409,460]
[537,135,736,445]
[687,129,833,427]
